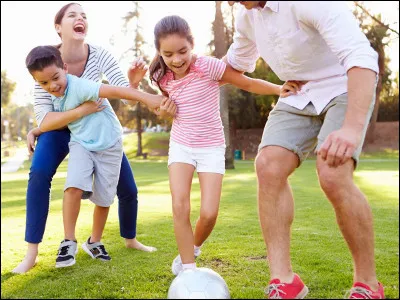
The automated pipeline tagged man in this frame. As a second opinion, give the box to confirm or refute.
[226,1,383,299]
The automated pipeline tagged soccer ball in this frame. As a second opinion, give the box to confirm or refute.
[167,267,230,299]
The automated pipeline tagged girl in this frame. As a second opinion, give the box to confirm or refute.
[13,2,175,274]
[131,15,301,275]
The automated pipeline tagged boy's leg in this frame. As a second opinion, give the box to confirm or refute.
[90,205,110,243]
[82,140,122,261]
[55,141,93,268]
[63,188,83,241]
[13,129,70,274]
[63,141,94,241]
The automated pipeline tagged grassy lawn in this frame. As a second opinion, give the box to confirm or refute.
[1,152,398,299]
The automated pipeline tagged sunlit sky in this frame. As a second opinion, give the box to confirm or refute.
[1,1,399,106]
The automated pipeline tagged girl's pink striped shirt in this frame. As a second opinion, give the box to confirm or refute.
[159,56,227,148]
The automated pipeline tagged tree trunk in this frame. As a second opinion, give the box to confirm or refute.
[365,42,385,143]
[214,1,234,169]
[220,85,235,169]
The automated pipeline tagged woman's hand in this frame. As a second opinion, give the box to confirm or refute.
[77,98,107,117]
[26,127,42,155]
[154,97,177,119]
[280,80,307,98]
[128,57,148,88]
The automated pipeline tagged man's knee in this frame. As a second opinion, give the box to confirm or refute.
[317,163,352,196]
[255,147,297,185]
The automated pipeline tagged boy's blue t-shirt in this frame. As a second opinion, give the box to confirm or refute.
[51,74,122,151]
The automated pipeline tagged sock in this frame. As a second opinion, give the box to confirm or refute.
[182,263,197,270]
[194,245,202,257]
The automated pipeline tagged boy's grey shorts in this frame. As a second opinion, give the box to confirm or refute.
[259,93,375,166]
[65,138,123,207]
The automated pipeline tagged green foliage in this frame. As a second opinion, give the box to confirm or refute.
[1,102,35,141]
[353,2,397,124]
[378,72,399,121]
[229,59,283,129]
[1,70,16,108]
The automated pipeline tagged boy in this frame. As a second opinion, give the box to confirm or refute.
[26,45,164,267]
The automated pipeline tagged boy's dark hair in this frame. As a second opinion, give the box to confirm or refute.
[26,45,64,74]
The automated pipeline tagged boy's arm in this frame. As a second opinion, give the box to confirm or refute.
[99,84,163,110]
[220,64,281,95]
[39,99,106,132]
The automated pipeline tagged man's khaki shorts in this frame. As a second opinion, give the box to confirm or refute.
[258,93,375,166]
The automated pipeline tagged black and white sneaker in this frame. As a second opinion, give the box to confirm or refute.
[55,239,78,268]
[82,237,111,261]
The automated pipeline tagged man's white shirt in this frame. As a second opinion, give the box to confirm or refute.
[227,1,379,113]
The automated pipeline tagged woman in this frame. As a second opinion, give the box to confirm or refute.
[13,2,174,274]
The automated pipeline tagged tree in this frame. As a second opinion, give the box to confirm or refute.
[1,70,16,108]
[211,1,235,169]
[121,1,156,157]
[353,1,398,142]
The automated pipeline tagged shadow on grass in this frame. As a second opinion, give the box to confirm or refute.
[1,272,17,284]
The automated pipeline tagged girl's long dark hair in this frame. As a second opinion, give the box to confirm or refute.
[149,15,194,96]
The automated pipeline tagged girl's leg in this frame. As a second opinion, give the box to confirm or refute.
[13,129,70,274]
[63,188,83,241]
[90,205,110,243]
[117,153,156,252]
[194,173,224,247]
[169,163,196,264]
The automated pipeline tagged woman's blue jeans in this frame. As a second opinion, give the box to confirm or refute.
[25,129,138,243]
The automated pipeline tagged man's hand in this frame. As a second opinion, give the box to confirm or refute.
[77,98,106,117]
[280,80,307,98]
[317,126,362,167]
[154,97,177,119]
[128,57,148,88]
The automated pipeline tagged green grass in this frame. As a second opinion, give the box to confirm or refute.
[1,154,399,299]
[122,132,170,160]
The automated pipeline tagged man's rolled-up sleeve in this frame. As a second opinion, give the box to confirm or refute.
[227,7,260,73]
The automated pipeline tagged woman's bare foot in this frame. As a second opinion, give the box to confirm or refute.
[12,243,39,274]
[125,238,157,252]
[12,254,38,274]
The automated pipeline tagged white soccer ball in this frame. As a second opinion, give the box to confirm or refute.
[167,267,230,299]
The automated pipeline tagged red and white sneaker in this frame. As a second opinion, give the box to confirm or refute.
[266,273,309,299]
[348,282,384,299]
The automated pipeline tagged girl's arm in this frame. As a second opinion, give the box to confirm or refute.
[220,64,281,95]
[99,85,164,110]
[220,64,305,97]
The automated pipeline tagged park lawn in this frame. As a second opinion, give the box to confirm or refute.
[1,155,398,299]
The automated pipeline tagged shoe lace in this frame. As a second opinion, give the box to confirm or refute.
[58,245,70,256]
[98,245,108,256]
[346,287,374,299]
[266,283,287,299]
